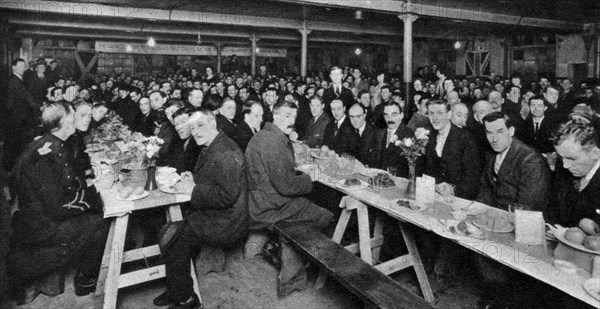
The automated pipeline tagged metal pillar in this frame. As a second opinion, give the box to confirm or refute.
[250,34,260,76]
[216,41,222,74]
[299,20,312,78]
[399,13,418,104]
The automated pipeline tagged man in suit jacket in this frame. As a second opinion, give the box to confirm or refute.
[369,101,415,177]
[322,66,355,115]
[303,96,331,148]
[215,98,237,139]
[166,108,202,174]
[322,99,358,155]
[157,110,248,308]
[245,101,333,297]
[4,58,39,173]
[549,117,600,227]
[348,103,376,165]
[425,100,481,200]
[233,101,263,153]
[477,112,550,211]
[516,95,557,154]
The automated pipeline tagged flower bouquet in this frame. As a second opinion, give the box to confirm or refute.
[393,127,430,197]
[95,111,131,142]
[122,134,164,190]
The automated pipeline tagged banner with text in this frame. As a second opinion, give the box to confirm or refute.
[95,41,287,57]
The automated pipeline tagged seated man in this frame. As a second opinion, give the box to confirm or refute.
[166,108,201,174]
[8,101,109,303]
[425,100,480,200]
[246,100,333,297]
[469,100,494,166]
[407,96,433,132]
[477,112,550,211]
[233,100,264,153]
[348,102,376,164]
[216,97,238,139]
[322,99,358,155]
[155,109,248,308]
[550,117,600,227]
[369,101,415,177]
[303,96,331,148]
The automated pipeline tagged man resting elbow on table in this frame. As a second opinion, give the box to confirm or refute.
[154,109,248,309]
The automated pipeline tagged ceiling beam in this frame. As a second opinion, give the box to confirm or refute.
[0,0,400,36]
[279,0,583,30]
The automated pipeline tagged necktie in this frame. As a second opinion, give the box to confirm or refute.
[386,131,393,148]
[494,154,502,175]
[335,87,340,97]
[334,121,339,136]
[534,122,539,134]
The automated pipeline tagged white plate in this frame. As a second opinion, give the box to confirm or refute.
[583,278,600,301]
[115,191,149,201]
[159,186,188,195]
[157,166,177,175]
[360,168,388,177]
[555,228,600,255]
[335,179,369,191]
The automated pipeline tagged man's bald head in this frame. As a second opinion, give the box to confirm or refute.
[473,100,493,124]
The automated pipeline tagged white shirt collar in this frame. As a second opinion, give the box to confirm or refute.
[585,157,600,183]
[336,115,346,127]
[358,122,366,136]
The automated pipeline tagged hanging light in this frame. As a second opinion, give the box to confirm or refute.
[255,47,260,53]
[355,48,362,55]
[355,10,363,20]
[125,44,133,52]
[453,41,462,50]
[147,36,156,47]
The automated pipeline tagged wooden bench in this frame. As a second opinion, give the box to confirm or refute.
[274,222,433,309]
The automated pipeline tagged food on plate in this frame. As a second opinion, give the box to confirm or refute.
[367,173,395,188]
[133,186,145,196]
[449,221,484,239]
[564,227,586,245]
[396,199,424,211]
[118,186,133,199]
[582,235,600,251]
[343,178,362,187]
[579,218,600,235]
[320,145,329,152]
[474,211,512,232]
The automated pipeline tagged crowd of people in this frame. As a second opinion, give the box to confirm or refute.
[1,57,600,309]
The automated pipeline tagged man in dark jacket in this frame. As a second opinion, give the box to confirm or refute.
[477,112,550,211]
[155,109,248,309]
[246,101,333,298]
[425,100,480,200]
[164,108,201,174]
[348,103,376,165]
[233,101,263,153]
[322,99,358,156]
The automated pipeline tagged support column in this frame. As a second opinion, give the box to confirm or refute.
[250,34,260,76]
[399,13,418,105]
[299,20,312,78]
[216,41,222,74]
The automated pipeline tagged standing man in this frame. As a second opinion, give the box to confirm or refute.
[477,112,550,211]
[246,101,333,298]
[516,95,556,154]
[155,109,248,309]
[4,58,38,174]
[322,66,354,114]
[322,99,358,155]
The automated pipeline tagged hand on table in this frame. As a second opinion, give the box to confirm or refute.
[174,172,195,195]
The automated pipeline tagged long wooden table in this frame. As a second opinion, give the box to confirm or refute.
[93,185,199,309]
[311,164,599,307]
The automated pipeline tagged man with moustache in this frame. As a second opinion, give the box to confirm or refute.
[155,109,248,309]
[322,99,358,155]
[369,101,415,177]
[246,101,333,298]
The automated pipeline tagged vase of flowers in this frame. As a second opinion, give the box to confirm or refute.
[126,135,164,190]
[394,127,430,199]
